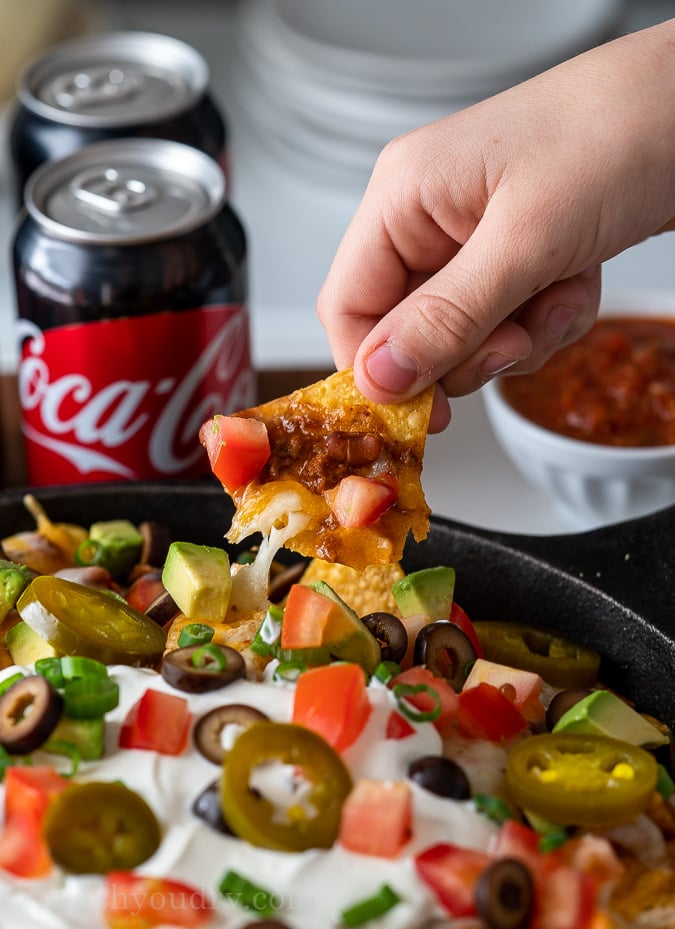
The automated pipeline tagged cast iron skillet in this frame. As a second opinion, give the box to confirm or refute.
[1,480,673,730]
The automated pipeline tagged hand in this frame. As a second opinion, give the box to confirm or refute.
[317,19,675,432]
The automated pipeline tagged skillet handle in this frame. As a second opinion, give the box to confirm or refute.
[478,504,675,638]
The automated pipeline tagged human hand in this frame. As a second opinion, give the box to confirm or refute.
[317,19,675,432]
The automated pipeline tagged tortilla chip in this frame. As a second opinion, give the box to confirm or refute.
[298,558,404,618]
[223,368,433,570]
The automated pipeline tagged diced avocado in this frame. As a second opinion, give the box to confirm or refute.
[88,519,143,578]
[5,620,58,664]
[310,580,381,673]
[45,715,105,761]
[162,541,232,621]
[0,559,35,623]
[553,689,669,748]
[392,566,456,620]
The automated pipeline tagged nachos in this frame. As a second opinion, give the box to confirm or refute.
[199,368,434,572]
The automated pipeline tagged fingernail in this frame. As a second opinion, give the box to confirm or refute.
[480,352,520,381]
[546,305,578,339]
[365,342,419,393]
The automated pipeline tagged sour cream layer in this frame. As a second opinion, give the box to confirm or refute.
[0,664,501,929]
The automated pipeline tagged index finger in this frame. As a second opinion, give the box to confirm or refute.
[316,185,459,369]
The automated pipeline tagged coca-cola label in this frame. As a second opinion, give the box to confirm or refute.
[17,304,255,485]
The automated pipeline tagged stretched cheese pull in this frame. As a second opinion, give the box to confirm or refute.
[200,368,433,571]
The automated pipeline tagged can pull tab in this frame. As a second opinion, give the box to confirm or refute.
[52,65,146,110]
[70,168,158,214]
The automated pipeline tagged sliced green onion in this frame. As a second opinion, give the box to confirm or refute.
[42,740,81,778]
[250,604,284,657]
[61,655,108,680]
[538,825,570,854]
[657,763,675,800]
[218,869,279,917]
[373,660,401,685]
[0,671,25,696]
[74,538,104,566]
[473,793,514,825]
[273,646,331,666]
[0,745,12,781]
[392,682,441,723]
[35,657,66,689]
[340,884,401,927]
[63,676,119,719]
[178,623,215,648]
[273,661,307,683]
[191,643,228,672]
[236,550,257,565]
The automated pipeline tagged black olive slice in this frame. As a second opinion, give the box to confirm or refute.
[475,857,534,929]
[414,621,477,691]
[545,687,593,731]
[360,611,408,664]
[193,703,269,765]
[139,521,172,567]
[145,589,180,626]
[161,645,246,693]
[268,561,308,604]
[241,922,293,929]
[192,780,235,835]
[408,754,471,800]
[0,674,64,754]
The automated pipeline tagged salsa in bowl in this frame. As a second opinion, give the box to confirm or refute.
[482,292,675,529]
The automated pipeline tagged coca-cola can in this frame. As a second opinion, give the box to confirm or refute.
[12,137,253,486]
[9,31,228,208]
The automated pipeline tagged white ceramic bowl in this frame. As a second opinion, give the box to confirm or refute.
[482,291,675,530]
[231,0,625,187]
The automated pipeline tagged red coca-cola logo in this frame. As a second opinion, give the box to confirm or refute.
[17,305,255,485]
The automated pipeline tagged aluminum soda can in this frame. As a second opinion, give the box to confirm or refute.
[12,138,252,486]
[9,31,228,208]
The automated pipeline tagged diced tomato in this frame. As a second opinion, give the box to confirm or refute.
[0,810,53,878]
[390,666,460,734]
[449,601,484,658]
[326,475,398,528]
[532,865,597,929]
[491,820,597,929]
[280,585,336,649]
[558,834,624,889]
[125,571,166,613]
[398,613,429,669]
[339,779,412,857]
[104,871,213,928]
[462,658,545,724]
[456,682,528,741]
[3,765,69,822]
[119,688,191,756]
[292,662,371,752]
[490,819,544,873]
[0,766,69,878]
[199,414,270,494]
[415,843,492,917]
[385,710,415,740]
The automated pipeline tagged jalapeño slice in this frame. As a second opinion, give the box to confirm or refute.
[43,781,161,873]
[505,732,658,829]
[220,721,352,852]
[17,576,166,666]
[473,621,600,688]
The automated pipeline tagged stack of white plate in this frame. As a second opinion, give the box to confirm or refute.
[232,0,626,188]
